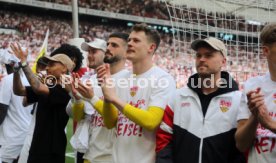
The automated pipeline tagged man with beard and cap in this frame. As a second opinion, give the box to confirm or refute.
[69,33,129,163]
[156,37,246,163]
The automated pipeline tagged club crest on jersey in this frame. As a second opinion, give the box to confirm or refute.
[220,99,232,113]
[273,93,276,104]
[130,86,138,97]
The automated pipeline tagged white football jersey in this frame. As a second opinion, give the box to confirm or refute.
[83,69,129,163]
[0,73,33,160]
[238,73,276,163]
[112,66,176,163]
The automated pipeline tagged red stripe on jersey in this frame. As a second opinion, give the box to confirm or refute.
[155,105,174,152]
[163,105,174,128]
[156,128,173,152]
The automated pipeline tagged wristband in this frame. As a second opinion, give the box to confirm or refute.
[88,96,100,106]
[20,61,28,68]
[13,65,21,73]
[68,92,81,104]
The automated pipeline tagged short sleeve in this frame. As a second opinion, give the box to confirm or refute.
[149,74,176,109]
[25,86,39,104]
[237,92,251,121]
[0,76,12,105]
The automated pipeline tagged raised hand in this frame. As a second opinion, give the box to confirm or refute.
[96,64,111,86]
[37,71,47,84]
[10,42,28,63]
[257,104,274,130]
[96,64,117,102]
[71,72,94,100]
[246,88,263,117]
[246,88,276,132]
[61,74,75,95]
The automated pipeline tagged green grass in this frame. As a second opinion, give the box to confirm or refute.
[66,118,75,163]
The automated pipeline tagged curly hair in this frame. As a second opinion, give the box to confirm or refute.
[50,44,83,72]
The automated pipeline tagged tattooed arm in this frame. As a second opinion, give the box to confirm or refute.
[22,66,49,95]
[10,42,49,95]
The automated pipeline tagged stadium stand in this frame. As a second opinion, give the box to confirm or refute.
[0,0,270,88]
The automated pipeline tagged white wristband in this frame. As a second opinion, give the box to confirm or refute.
[88,96,100,106]
[73,99,83,104]
[68,92,85,104]
[68,92,76,102]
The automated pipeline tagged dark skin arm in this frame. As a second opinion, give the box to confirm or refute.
[13,71,26,96]
[10,43,49,95]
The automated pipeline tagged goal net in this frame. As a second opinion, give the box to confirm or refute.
[162,0,275,87]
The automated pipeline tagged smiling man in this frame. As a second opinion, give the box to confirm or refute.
[81,38,106,69]
[10,43,83,163]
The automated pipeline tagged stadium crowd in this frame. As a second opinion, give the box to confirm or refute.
[38,0,263,32]
[0,2,275,163]
[0,10,267,88]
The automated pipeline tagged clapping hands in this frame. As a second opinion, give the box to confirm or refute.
[247,88,274,130]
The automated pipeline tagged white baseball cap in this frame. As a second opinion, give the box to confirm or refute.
[81,38,107,52]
